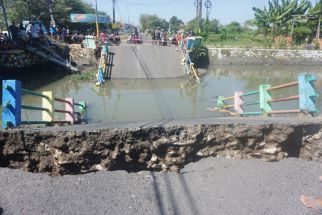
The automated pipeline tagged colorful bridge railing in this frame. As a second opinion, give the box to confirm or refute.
[209,74,319,116]
[2,80,87,129]
[96,42,114,86]
[181,36,202,84]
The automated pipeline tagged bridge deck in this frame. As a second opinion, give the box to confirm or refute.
[109,45,184,79]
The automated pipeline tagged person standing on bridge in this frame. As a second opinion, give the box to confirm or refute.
[8,21,19,40]
[155,27,161,45]
[152,29,156,45]
[177,32,182,47]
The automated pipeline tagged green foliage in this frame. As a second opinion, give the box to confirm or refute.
[184,18,220,34]
[204,32,274,48]
[253,0,312,36]
[139,14,169,31]
[189,45,210,68]
[71,70,96,81]
[207,19,220,33]
[293,26,312,43]
[169,16,182,33]
[226,22,242,33]
[0,0,105,30]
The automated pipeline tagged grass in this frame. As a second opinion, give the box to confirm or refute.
[202,33,319,50]
[203,33,274,49]
[71,70,97,81]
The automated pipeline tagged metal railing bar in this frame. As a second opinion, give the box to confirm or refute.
[242,101,260,106]
[222,96,234,101]
[22,89,50,100]
[53,121,71,124]
[22,121,50,125]
[55,98,72,105]
[267,81,298,92]
[21,105,49,112]
[268,95,299,103]
[241,90,259,97]
[267,109,301,114]
[240,112,262,115]
[54,109,71,114]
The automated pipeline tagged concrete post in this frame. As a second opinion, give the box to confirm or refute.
[2,80,21,128]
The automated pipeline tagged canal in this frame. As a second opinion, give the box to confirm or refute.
[21,64,322,123]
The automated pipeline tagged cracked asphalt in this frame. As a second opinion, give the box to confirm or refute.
[0,157,321,215]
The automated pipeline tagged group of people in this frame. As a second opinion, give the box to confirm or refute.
[152,28,168,46]
[99,30,120,44]
[0,21,43,50]
[151,28,194,47]
[9,21,46,41]
[49,23,69,42]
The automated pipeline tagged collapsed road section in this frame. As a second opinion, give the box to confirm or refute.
[0,119,321,176]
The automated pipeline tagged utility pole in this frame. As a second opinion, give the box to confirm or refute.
[205,0,212,32]
[195,0,199,32]
[95,0,99,36]
[112,0,116,26]
[47,0,55,26]
[0,0,10,38]
[198,0,202,33]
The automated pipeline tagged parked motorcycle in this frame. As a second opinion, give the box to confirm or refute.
[108,35,121,46]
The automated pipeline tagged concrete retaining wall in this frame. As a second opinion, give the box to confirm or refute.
[208,48,322,65]
[0,123,321,176]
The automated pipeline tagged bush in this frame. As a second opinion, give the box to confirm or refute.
[293,26,312,44]
[203,33,274,48]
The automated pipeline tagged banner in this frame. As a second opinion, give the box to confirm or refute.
[70,14,110,23]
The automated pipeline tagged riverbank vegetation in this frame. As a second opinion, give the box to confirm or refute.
[1,0,321,49]
[0,0,107,32]
[140,0,322,49]
[71,69,96,81]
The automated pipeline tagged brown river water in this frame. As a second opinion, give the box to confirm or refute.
[21,64,322,123]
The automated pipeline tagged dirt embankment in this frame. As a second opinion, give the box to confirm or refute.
[0,123,321,176]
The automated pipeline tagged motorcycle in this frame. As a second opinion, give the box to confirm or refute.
[108,35,121,46]
[127,34,143,44]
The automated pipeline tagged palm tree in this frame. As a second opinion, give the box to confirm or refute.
[253,0,311,36]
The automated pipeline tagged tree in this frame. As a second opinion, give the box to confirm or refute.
[253,0,312,36]
[169,16,181,33]
[139,14,169,31]
[226,21,242,33]
[0,0,106,30]
[207,19,220,33]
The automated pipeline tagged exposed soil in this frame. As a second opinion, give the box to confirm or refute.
[0,123,321,176]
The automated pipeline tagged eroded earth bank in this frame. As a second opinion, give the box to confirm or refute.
[1,123,322,176]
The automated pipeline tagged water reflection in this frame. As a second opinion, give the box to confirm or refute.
[22,65,322,123]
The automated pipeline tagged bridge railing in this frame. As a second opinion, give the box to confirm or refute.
[2,80,87,128]
[181,38,202,83]
[210,74,319,116]
[96,42,114,86]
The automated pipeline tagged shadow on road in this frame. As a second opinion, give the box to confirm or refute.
[0,207,3,215]
[149,172,200,215]
[150,172,166,215]
[177,174,200,214]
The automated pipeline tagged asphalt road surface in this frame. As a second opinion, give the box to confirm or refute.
[0,157,321,215]
[109,36,184,79]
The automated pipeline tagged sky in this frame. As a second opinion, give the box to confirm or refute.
[86,0,319,26]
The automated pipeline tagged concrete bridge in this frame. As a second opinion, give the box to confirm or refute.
[109,38,184,79]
